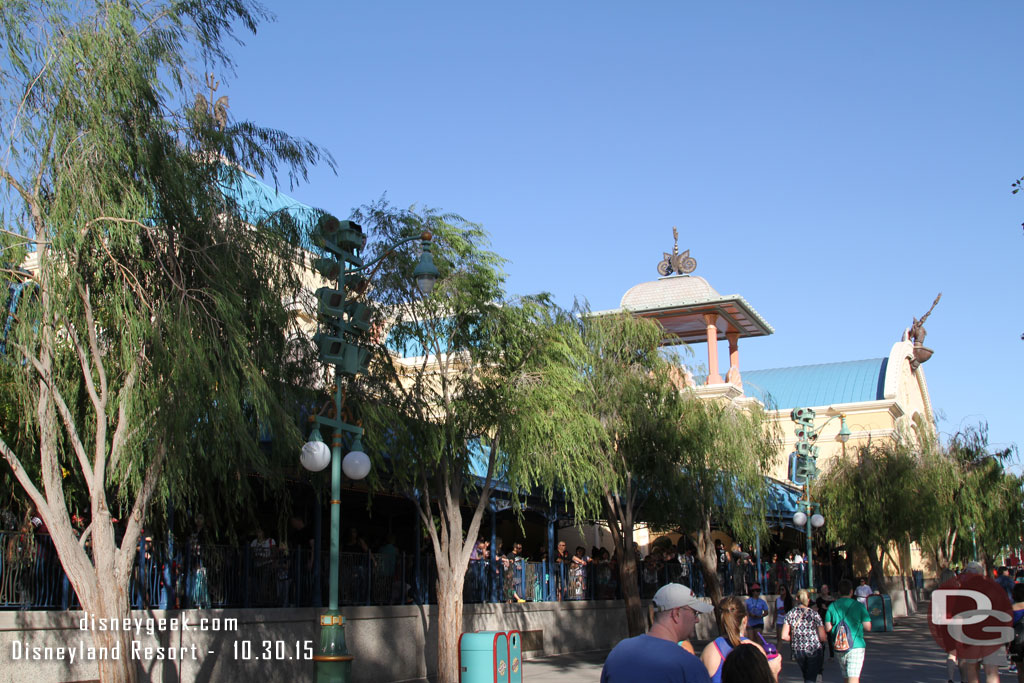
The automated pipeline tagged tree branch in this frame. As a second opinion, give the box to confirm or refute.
[0,436,50,519]
[15,343,95,491]
[117,441,167,581]
[0,167,34,207]
[78,284,108,403]
[106,350,144,480]
[463,437,499,569]
[59,311,102,413]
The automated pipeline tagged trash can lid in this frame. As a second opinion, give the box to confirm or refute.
[459,631,508,651]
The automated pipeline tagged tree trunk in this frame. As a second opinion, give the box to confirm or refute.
[59,554,138,682]
[604,494,645,636]
[53,515,141,682]
[435,568,465,683]
[93,606,137,683]
[617,538,646,637]
[865,546,885,589]
[696,520,723,607]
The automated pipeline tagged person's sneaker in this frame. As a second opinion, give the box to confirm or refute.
[1009,664,1018,673]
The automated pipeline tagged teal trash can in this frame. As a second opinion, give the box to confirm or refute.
[866,595,893,632]
[458,631,510,683]
[507,630,522,683]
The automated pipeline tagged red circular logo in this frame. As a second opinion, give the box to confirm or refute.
[928,574,1013,659]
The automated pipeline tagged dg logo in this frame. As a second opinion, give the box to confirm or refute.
[929,574,1013,659]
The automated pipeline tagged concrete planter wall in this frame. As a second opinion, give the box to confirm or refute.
[0,600,649,683]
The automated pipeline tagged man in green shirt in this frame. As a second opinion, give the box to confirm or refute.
[825,578,872,683]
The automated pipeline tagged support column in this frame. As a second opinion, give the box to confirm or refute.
[755,528,762,588]
[726,329,741,386]
[489,505,498,603]
[413,506,422,605]
[546,515,556,601]
[703,313,723,384]
[313,491,322,607]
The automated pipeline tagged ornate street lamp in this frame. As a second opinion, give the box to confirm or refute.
[790,408,850,590]
[302,216,439,682]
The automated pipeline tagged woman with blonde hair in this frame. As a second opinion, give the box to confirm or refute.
[702,596,782,683]
[782,589,827,683]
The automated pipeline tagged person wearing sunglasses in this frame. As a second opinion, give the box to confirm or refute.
[601,583,714,682]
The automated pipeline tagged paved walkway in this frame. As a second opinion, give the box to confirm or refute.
[521,603,1019,682]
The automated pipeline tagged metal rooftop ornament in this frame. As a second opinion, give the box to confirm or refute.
[193,73,229,131]
[657,226,697,277]
[909,292,941,370]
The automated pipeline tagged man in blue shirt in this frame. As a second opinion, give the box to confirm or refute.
[744,583,769,637]
[997,566,1015,600]
[601,583,713,682]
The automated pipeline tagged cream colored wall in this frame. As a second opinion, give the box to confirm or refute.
[759,340,935,483]
[742,340,939,578]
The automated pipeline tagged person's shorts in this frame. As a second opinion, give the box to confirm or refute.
[837,648,866,678]
[961,650,1004,667]
[795,648,825,680]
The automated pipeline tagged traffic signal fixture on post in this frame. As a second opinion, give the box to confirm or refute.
[311,216,373,377]
[790,407,820,486]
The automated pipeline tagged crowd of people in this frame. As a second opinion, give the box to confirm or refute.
[466,537,617,602]
[601,579,871,683]
[602,558,1024,683]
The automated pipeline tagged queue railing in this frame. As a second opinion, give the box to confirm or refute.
[3,531,855,611]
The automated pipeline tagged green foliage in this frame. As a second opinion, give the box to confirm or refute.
[815,422,1022,573]
[0,0,331,540]
[353,199,602,519]
[919,424,1023,567]
[350,200,608,682]
[669,397,780,543]
[569,309,692,523]
[815,434,937,570]
[561,308,779,625]
[566,307,778,540]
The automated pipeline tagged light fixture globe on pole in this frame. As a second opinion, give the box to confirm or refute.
[412,233,439,296]
[810,513,825,529]
[793,511,808,527]
[300,427,331,472]
[838,415,851,443]
[342,435,371,481]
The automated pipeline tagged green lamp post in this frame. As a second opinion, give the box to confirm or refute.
[790,408,851,590]
[300,216,439,682]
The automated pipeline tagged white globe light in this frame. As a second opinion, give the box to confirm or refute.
[342,449,371,480]
[300,440,330,472]
[811,513,825,528]
[793,511,808,527]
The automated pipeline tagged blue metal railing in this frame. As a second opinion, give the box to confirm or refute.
[1,531,850,611]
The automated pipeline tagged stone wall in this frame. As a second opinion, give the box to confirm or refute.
[1,599,692,683]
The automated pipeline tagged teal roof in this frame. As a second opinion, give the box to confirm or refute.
[742,358,888,410]
[220,169,320,248]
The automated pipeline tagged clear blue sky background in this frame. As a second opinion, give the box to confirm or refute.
[225,2,1021,459]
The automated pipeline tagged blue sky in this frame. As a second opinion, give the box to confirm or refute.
[225,2,1021,459]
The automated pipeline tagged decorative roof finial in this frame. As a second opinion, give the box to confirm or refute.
[657,226,697,276]
[193,73,229,131]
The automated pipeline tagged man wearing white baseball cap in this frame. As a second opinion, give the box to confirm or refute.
[601,583,714,682]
